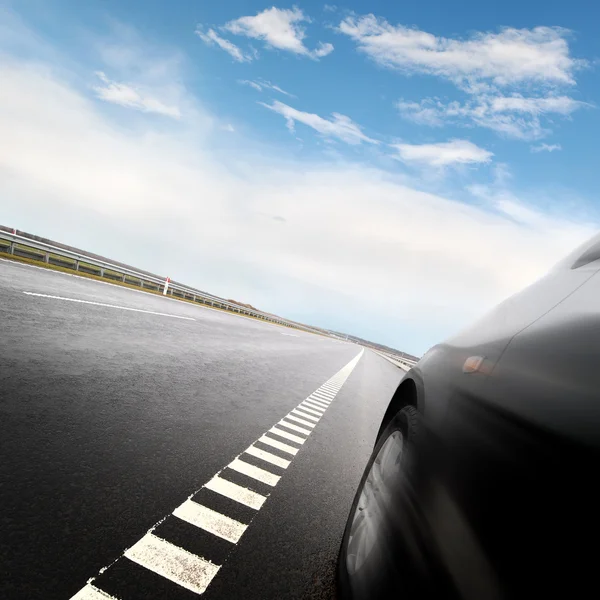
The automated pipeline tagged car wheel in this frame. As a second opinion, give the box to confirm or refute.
[337,405,421,600]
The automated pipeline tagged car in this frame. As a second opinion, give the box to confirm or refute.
[337,232,600,599]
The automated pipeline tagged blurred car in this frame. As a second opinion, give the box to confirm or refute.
[338,233,600,599]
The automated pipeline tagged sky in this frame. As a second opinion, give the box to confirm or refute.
[1,0,599,356]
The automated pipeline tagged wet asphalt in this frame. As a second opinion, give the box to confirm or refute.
[0,258,405,600]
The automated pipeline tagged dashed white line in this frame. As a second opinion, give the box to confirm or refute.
[307,397,330,407]
[297,404,324,417]
[269,426,306,445]
[69,350,364,599]
[300,402,325,414]
[22,292,195,321]
[228,458,280,487]
[124,533,220,595]
[70,585,117,600]
[291,409,319,422]
[173,499,247,544]
[278,420,312,436]
[244,445,291,469]
[258,434,299,455]
[205,475,267,509]
[284,414,316,428]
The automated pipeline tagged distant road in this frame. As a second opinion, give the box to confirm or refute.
[0,258,405,600]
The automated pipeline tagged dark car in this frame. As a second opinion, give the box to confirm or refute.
[338,233,600,599]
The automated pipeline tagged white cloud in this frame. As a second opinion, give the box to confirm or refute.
[239,79,295,97]
[339,16,584,88]
[392,139,493,167]
[195,27,253,62]
[323,4,338,12]
[224,7,334,59]
[531,143,562,153]
[396,93,587,140]
[92,71,182,118]
[1,39,597,356]
[260,100,377,145]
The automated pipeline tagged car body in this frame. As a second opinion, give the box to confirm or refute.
[338,232,600,599]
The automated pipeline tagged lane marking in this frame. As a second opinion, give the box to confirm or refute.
[312,391,334,400]
[278,420,312,436]
[281,333,298,337]
[300,402,325,414]
[269,426,306,445]
[22,292,195,321]
[307,397,330,407]
[173,499,247,544]
[69,350,364,599]
[291,409,319,422]
[1,258,294,329]
[70,585,117,600]
[258,434,299,455]
[227,458,280,487]
[284,414,315,428]
[124,533,220,595]
[244,445,291,469]
[205,475,267,510]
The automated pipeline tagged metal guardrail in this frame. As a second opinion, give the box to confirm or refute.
[0,231,322,333]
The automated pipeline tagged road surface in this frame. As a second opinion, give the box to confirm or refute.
[0,258,405,599]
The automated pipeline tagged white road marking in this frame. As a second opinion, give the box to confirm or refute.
[313,391,334,399]
[300,402,325,414]
[321,385,338,391]
[258,434,299,455]
[284,414,315,428]
[205,475,267,509]
[1,258,293,329]
[307,397,330,407]
[173,499,247,544]
[291,409,319,422]
[22,292,195,321]
[124,533,220,595]
[228,458,280,487]
[278,420,312,436]
[244,445,291,469]
[297,404,324,417]
[281,333,298,337]
[70,584,117,600]
[68,350,365,600]
[269,426,306,445]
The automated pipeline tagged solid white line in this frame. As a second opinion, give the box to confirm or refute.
[258,435,299,456]
[291,409,319,422]
[285,414,315,428]
[301,401,325,413]
[205,475,266,509]
[70,584,117,600]
[124,533,220,595]
[279,419,312,436]
[245,445,291,469]
[297,404,324,417]
[269,427,306,445]
[22,292,196,321]
[228,458,280,487]
[173,499,247,544]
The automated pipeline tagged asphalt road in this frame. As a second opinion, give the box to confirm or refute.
[0,258,406,600]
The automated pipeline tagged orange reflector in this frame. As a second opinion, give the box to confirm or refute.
[463,356,485,374]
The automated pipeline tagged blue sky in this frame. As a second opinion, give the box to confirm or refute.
[1,0,598,355]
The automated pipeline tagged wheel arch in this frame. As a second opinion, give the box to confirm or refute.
[376,372,424,442]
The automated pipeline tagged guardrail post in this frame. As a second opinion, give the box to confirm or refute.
[9,242,14,255]
[44,252,49,264]
[75,260,79,271]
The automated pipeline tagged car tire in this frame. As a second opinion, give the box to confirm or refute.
[337,405,421,600]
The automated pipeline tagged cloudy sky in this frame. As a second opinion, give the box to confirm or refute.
[1,0,598,356]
